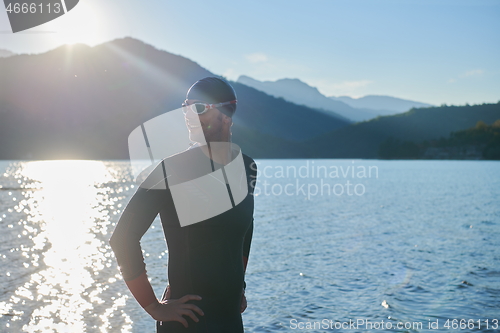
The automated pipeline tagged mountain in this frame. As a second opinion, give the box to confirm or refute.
[0,49,15,58]
[303,103,500,158]
[237,75,435,121]
[378,120,500,160]
[330,95,433,114]
[0,38,349,160]
[2,38,496,161]
[237,75,377,122]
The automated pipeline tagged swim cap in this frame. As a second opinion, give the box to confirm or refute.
[186,77,237,115]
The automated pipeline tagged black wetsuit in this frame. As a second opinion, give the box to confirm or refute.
[110,147,256,332]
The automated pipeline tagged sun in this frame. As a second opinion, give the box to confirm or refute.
[49,1,102,46]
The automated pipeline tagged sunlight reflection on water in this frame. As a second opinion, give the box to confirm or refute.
[1,160,499,332]
[0,161,133,333]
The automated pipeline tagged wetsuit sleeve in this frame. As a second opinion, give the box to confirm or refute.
[243,219,253,271]
[242,219,253,274]
[109,186,167,308]
[242,157,257,290]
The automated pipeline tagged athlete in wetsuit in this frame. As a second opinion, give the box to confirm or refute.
[109,77,256,332]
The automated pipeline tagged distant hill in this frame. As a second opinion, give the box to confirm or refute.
[379,120,500,160]
[0,49,15,58]
[330,95,433,114]
[304,103,500,158]
[237,75,379,122]
[237,75,435,121]
[0,38,349,160]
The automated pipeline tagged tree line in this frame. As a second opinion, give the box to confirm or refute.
[378,120,500,160]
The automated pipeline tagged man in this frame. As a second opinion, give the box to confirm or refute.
[110,77,257,332]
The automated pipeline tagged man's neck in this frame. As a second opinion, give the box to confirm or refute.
[200,139,233,165]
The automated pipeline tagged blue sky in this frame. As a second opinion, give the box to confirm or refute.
[1,0,499,106]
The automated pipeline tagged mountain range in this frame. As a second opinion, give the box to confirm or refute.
[0,38,498,160]
[0,38,348,160]
[237,75,433,122]
[303,103,500,158]
[330,95,432,114]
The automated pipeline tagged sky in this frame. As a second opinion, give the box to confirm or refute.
[1,0,499,106]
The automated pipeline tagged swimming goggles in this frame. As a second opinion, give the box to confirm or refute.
[182,100,237,115]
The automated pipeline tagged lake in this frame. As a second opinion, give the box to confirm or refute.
[0,159,499,332]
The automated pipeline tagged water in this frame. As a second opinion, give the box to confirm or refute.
[0,159,499,332]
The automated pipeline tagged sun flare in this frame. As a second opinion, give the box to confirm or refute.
[49,1,102,46]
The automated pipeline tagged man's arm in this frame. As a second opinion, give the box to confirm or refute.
[242,219,253,279]
[109,186,203,326]
[241,157,257,313]
[240,218,253,313]
[243,158,257,282]
[109,186,163,307]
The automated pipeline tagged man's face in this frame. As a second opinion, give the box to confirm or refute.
[184,99,228,143]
